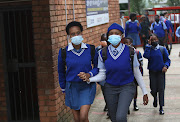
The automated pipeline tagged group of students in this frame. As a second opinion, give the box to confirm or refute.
[58,12,171,122]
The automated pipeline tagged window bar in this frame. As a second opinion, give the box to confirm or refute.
[18,11,24,120]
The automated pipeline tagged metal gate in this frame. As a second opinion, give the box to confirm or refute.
[0,6,40,122]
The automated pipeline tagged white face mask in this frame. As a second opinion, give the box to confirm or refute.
[71,35,83,45]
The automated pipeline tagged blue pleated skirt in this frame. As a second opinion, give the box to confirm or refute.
[127,33,141,46]
[65,81,96,110]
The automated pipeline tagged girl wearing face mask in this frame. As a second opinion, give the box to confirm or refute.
[58,21,98,122]
[79,23,148,122]
[143,34,171,115]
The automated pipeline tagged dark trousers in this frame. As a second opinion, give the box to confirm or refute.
[149,71,165,106]
[104,82,135,122]
[142,37,148,50]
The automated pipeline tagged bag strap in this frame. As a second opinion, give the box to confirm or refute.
[129,46,134,72]
[61,48,66,66]
[159,46,165,62]
[90,45,95,65]
[102,46,108,62]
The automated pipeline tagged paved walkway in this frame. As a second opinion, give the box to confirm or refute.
[89,44,180,122]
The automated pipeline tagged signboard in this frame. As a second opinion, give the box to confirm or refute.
[86,0,109,28]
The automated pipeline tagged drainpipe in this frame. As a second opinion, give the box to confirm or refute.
[65,0,68,44]
[73,0,75,20]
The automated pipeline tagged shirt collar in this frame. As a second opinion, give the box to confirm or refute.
[109,43,122,52]
[155,21,161,25]
[154,44,160,50]
[67,42,88,51]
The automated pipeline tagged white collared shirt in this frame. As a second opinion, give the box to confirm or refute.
[67,42,88,51]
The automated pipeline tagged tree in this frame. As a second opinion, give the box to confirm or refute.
[130,0,145,15]
[166,0,180,6]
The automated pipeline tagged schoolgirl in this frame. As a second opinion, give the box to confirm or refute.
[125,13,141,48]
[79,23,148,122]
[58,21,98,122]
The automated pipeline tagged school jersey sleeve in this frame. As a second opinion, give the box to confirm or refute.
[58,49,66,92]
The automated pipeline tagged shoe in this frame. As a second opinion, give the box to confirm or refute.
[106,112,110,119]
[133,106,139,111]
[103,106,108,111]
[153,98,157,107]
[128,110,130,114]
[159,109,164,115]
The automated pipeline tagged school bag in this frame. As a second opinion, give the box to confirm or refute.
[61,44,95,66]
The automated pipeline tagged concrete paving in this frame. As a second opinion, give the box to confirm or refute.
[89,44,180,122]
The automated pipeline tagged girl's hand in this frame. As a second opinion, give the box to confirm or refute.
[162,66,167,72]
[78,72,90,82]
[143,94,148,105]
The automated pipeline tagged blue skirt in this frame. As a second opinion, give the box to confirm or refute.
[65,81,96,110]
[127,33,141,46]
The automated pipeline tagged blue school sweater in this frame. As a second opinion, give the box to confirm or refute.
[143,45,171,71]
[125,20,141,37]
[151,22,166,38]
[58,44,98,90]
[100,45,134,86]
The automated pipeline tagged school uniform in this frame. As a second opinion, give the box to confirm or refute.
[143,44,171,107]
[150,21,167,46]
[89,43,147,122]
[125,20,141,46]
[58,42,98,110]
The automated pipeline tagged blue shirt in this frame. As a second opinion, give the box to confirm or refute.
[176,26,180,38]
[150,21,167,38]
[58,43,98,90]
[164,19,174,33]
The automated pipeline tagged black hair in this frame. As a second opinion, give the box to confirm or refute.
[124,37,133,43]
[66,21,83,35]
[155,14,159,17]
[129,12,137,20]
[149,33,158,39]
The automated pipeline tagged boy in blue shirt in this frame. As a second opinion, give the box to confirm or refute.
[143,34,171,115]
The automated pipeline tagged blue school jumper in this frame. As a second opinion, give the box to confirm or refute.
[143,45,170,71]
[125,20,141,45]
[58,43,98,110]
[150,21,167,38]
[100,44,134,86]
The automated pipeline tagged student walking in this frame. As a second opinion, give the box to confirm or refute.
[79,23,148,122]
[95,34,109,118]
[58,21,98,122]
[143,34,171,115]
[124,37,144,112]
[163,12,174,55]
[150,15,168,47]
[140,15,150,50]
[125,13,141,48]
[175,25,180,56]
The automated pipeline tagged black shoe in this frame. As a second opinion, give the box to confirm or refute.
[128,110,130,114]
[159,109,164,115]
[133,106,139,111]
[106,112,110,119]
[153,98,157,107]
[103,106,108,111]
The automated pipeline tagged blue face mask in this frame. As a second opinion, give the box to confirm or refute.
[71,35,83,45]
[108,35,121,46]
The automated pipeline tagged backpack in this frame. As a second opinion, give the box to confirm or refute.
[101,45,134,72]
[61,44,95,66]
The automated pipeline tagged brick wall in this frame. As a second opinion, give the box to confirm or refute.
[50,0,121,121]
